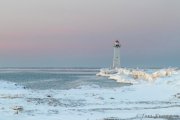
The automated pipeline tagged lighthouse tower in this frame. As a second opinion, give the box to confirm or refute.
[112,40,121,68]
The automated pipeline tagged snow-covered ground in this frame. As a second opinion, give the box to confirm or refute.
[0,68,180,120]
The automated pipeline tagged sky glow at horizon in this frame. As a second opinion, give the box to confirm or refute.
[0,0,180,67]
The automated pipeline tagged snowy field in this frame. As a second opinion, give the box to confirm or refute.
[0,68,180,120]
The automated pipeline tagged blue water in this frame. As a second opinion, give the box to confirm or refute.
[0,68,127,90]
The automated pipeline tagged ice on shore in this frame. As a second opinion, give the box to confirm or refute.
[0,79,179,120]
[97,68,177,84]
[0,68,180,120]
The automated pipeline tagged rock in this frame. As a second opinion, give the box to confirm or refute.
[11,106,24,114]
[110,97,115,100]
[12,106,23,111]
[46,95,52,98]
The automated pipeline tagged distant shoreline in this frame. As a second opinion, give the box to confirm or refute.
[0,66,178,69]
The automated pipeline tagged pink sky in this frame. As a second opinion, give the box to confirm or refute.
[0,0,180,67]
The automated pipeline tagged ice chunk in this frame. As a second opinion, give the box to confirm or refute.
[97,68,177,84]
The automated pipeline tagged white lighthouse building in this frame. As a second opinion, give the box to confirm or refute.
[112,40,121,68]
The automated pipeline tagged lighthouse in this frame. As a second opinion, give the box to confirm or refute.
[112,40,121,68]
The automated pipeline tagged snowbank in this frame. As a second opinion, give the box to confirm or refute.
[97,68,177,84]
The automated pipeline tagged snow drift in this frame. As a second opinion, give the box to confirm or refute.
[97,68,178,84]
